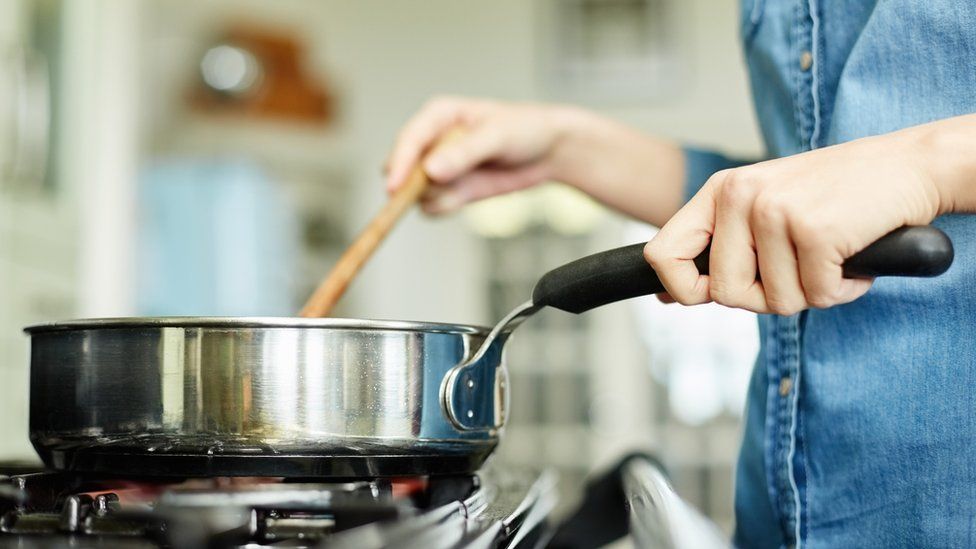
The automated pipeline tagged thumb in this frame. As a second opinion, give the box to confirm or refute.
[420,164,547,215]
[830,277,874,307]
[424,125,503,183]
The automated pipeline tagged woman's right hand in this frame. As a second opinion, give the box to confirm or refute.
[386,96,576,214]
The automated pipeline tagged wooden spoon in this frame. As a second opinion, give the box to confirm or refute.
[299,129,463,317]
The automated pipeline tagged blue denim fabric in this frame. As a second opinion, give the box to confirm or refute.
[682,1,976,547]
[682,148,751,202]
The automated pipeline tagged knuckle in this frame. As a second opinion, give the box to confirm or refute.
[643,241,696,305]
[708,279,737,307]
[790,215,819,240]
[663,282,701,306]
[805,289,838,309]
[716,170,757,209]
[643,241,664,269]
[803,282,840,308]
[702,168,731,191]
[790,216,835,249]
[751,191,790,228]
[805,295,832,309]
[765,295,801,316]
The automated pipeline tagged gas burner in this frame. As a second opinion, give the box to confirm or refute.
[0,466,556,548]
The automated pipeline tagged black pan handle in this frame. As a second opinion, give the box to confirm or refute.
[532,225,954,314]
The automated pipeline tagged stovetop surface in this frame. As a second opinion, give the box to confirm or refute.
[0,462,557,549]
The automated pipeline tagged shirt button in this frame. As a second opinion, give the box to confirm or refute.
[779,376,793,397]
[800,51,813,71]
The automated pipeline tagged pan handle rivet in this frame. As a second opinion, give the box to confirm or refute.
[467,410,474,418]
[466,379,475,389]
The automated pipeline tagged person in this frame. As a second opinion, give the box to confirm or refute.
[385,2,976,547]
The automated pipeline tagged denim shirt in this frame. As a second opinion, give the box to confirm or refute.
[684,1,976,547]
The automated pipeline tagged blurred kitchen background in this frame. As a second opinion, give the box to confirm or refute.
[0,0,762,535]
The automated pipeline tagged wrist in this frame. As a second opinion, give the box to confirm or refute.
[544,105,606,187]
[539,105,685,225]
[912,114,976,215]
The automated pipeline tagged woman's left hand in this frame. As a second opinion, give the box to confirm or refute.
[643,123,955,315]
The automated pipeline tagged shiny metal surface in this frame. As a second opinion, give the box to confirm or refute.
[25,316,490,333]
[25,317,504,477]
[441,300,540,431]
[622,458,728,549]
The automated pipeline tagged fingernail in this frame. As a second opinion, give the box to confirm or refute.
[424,154,450,180]
[428,191,464,213]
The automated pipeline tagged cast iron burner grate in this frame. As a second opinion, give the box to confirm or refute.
[0,465,556,549]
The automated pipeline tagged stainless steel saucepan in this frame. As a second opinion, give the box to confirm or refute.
[25,226,953,478]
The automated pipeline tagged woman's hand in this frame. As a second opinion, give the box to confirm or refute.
[386,96,688,225]
[386,97,576,214]
[644,123,954,315]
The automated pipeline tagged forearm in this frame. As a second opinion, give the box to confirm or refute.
[917,113,976,215]
[547,107,686,227]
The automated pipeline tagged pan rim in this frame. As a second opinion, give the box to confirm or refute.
[24,316,491,335]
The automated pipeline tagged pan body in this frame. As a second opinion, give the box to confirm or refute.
[25,317,502,478]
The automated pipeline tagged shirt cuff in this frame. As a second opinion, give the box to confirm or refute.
[682,146,751,203]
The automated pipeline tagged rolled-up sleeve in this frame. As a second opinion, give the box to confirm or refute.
[682,146,755,204]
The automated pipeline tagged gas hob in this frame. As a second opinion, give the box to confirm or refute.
[0,454,730,549]
[0,464,557,548]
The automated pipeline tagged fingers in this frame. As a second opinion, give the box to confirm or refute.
[655,292,677,304]
[386,97,487,192]
[708,173,766,312]
[423,124,505,183]
[795,234,873,308]
[751,196,806,315]
[419,185,465,215]
[645,168,873,316]
[643,181,717,306]
[419,164,548,215]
